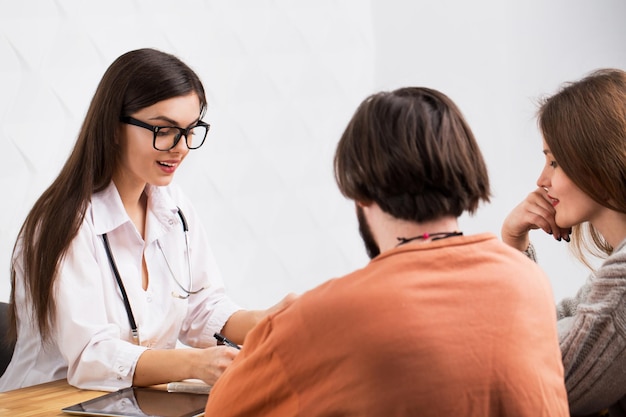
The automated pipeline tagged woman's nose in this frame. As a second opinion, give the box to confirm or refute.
[536,167,550,189]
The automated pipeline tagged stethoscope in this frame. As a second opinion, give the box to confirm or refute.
[101,207,205,344]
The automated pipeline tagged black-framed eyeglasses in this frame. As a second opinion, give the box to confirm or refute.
[120,116,210,151]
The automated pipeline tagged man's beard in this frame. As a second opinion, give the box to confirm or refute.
[357,205,380,259]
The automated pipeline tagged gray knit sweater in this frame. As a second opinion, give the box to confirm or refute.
[555,238,626,416]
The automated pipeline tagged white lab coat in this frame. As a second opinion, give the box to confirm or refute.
[0,181,241,392]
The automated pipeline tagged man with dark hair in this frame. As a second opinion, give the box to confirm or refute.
[205,87,569,416]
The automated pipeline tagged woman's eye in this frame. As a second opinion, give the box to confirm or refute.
[549,160,558,168]
[156,127,175,137]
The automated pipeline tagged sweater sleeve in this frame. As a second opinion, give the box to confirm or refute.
[556,276,593,320]
[557,245,626,416]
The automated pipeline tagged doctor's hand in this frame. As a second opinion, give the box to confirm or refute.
[194,345,239,386]
[501,187,571,252]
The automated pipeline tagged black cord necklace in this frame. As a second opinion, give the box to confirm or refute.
[396,231,463,247]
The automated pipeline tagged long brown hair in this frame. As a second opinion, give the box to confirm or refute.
[334,87,491,222]
[9,48,207,342]
[538,68,626,264]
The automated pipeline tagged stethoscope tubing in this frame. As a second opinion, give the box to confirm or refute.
[101,207,192,344]
[102,233,139,343]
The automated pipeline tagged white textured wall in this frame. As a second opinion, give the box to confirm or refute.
[1,0,625,309]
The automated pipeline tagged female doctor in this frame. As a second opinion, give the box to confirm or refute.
[0,48,292,392]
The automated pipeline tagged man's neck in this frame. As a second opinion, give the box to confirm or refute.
[362,202,460,253]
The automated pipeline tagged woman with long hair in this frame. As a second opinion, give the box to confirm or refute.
[0,48,291,392]
[502,68,626,416]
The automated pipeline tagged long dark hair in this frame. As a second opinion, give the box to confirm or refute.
[334,87,491,222]
[8,48,207,342]
[538,68,626,263]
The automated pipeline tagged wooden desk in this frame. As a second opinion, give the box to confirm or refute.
[0,379,105,416]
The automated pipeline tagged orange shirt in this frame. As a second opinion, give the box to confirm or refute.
[206,234,569,416]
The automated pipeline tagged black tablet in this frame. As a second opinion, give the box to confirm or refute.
[62,387,208,417]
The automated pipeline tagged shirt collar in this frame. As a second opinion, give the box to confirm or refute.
[144,184,181,243]
[91,182,180,240]
[91,182,128,235]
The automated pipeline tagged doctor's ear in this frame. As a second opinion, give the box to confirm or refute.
[113,124,124,147]
[355,200,374,208]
